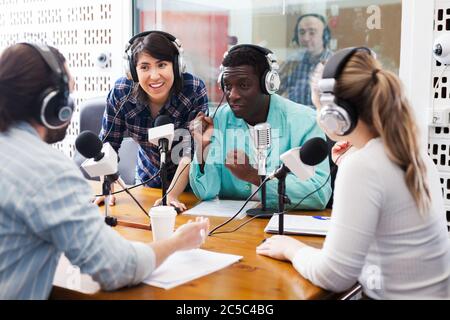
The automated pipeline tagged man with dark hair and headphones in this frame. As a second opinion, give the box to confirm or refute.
[278,13,333,107]
[0,43,209,299]
[189,44,331,210]
[97,31,209,211]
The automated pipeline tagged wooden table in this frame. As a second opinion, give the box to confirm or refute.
[50,184,356,300]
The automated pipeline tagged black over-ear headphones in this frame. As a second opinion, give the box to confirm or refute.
[22,43,73,129]
[318,47,373,136]
[124,30,185,83]
[218,44,280,95]
[292,13,331,49]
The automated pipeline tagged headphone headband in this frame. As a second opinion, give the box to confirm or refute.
[125,30,185,82]
[21,42,73,129]
[322,47,372,82]
[293,13,331,48]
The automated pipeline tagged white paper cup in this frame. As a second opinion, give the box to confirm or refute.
[149,206,177,241]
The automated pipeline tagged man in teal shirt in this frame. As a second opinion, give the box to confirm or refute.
[189,44,331,209]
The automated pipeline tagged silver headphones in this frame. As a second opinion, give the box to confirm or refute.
[218,44,280,95]
[318,47,374,136]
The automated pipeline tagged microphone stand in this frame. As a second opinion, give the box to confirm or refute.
[246,156,276,218]
[102,174,119,227]
[276,169,291,235]
[159,138,169,206]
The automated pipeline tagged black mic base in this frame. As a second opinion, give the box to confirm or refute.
[246,207,277,218]
[105,216,118,227]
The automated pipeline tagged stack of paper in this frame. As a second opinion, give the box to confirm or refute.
[183,198,259,219]
[144,249,242,289]
[264,214,331,236]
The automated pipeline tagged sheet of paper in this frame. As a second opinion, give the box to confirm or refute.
[143,249,242,290]
[265,214,331,236]
[183,198,259,219]
[53,254,100,294]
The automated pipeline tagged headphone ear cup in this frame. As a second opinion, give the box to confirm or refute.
[264,70,280,95]
[323,25,331,48]
[260,70,269,95]
[129,55,139,82]
[173,55,180,79]
[217,69,225,92]
[336,98,357,135]
[319,100,357,136]
[177,53,185,75]
[39,88,73,129]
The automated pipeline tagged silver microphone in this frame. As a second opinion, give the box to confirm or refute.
[254,122,271,176]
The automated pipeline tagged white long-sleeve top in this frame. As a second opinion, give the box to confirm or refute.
[293,138,450,299]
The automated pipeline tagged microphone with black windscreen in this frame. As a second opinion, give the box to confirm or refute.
[269,137,329,235]
[76,130,119,178]
[269,137,328,180]
[148,115,175,205]
[75,130,124,226]
[208,137,330,236]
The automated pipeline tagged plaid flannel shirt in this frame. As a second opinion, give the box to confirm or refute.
[279,48,333,107]
[99,73,208,187]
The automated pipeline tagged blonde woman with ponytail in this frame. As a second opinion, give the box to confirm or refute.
[257,47,450,299]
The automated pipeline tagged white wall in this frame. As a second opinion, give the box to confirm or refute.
[0,0,132,158]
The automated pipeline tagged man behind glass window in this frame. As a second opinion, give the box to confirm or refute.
[279,13,333,107]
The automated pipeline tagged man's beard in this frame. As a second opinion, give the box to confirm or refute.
[44,124,69,144]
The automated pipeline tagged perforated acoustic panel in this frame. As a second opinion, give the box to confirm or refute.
[0,0,129,158]
[430,0,450,228]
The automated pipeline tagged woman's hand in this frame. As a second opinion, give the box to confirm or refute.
[331,141,353,165]
[256,235,307,261]
[154,195,187,212]
[93,183,116,206]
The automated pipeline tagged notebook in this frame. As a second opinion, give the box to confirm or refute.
[264,214,331,236]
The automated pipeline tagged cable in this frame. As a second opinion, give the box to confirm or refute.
[210,145,352,235]
[94,169,161,197]
[208,176,270,236]
[289,171,332,211]
[211,171,333,235]
[209,212,275,236]
[289,143,351,211]
[157,161,190,204]
[101,86,134,143]
[117,183,149,217]
[210,92,226,120]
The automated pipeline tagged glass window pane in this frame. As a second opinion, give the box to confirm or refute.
[134,0,401,107]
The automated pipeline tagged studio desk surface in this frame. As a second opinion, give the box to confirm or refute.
[50,183,355,300]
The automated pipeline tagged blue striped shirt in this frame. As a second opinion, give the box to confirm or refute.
[0,122,155,299]
[99,73,209,187]
[279,49,333,106]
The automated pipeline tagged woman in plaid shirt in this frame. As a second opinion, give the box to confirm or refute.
[98,31,208,212]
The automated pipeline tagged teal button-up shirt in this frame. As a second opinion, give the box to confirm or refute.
[189,94,332,210]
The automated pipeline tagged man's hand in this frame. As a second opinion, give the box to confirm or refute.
[189,112,214,158]
[225,150,259,186]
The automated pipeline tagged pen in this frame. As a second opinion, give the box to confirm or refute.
[312,216,331,220]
